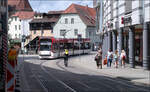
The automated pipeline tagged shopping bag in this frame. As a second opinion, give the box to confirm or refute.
[103,58,107,65]
[94,55,98,61]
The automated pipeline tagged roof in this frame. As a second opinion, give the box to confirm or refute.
[8,0,33,11]
[48,11,64,14]
[64,4,96,26]
[12,11,34,20]
[30,17,59,23]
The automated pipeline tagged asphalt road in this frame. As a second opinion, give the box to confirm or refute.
[17,54,150,92]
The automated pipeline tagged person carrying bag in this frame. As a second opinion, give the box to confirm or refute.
[95,47,102,69]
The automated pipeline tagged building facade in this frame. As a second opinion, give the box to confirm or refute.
[53,4,100,50]
[96,0,150,69]
[0,0,8,91]
[8,0,34,53]
[25,12,62,53]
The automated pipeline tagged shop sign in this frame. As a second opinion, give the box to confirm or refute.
[124,17,132,24]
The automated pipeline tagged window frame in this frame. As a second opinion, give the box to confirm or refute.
[65,18,68,24]
[74,29,78,36]
[71,18,74,24]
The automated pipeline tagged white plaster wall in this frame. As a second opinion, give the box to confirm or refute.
[53,14,87,38]
[118,0,125,6]
[8,17,21,39]
[132,1,139,10]
[145,6,150,22]
[119,6,125,17]
[132,10,140,25]
[21,19,32,36]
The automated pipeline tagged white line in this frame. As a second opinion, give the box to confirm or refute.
[29,61,48,92]
[77,81,91,89]
[41,62,77,92]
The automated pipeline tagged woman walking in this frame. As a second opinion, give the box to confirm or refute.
[107,49,113,67]
[113,50,118,68]
[120,50,126,68]
[95,47,102,69]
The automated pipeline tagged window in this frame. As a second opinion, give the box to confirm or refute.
[15,34,17,38]
[71,18,74,24]
[60,30,66,36]
[19,25,21,30]
[65,18,68,24]
[15,17,17,21]
[19,34,21,38]
[74,29,78,36]
[15,25,17,30]
[34,30,36,34]
[89,32,92,37]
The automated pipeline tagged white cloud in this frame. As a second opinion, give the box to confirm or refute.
[29,0,93,13]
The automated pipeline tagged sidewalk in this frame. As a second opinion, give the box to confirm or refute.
[71,52,150,85]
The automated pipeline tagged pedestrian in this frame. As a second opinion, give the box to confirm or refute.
[113,50,118,68]
[64,48,69,67]
[95,46,102,69]
[120,50,126,68]
[107,49,113,67]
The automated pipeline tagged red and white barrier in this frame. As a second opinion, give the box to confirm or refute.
[6,49,17,92]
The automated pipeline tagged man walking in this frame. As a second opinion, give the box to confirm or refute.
[64,48,69,67]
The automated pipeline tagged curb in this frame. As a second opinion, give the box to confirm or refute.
[72,60,150,86]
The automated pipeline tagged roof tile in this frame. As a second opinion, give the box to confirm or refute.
[64,4,96,26]
[12,11,34,20]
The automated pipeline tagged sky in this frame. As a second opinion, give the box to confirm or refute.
[29,0,93,13]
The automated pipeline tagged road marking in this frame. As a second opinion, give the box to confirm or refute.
[29,61,49,92]
[41,61,77,92]
[77,81,91,89]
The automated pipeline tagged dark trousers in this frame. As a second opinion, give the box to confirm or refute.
[107,59,112,67]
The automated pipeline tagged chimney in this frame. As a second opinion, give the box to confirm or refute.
[86,5,88,10]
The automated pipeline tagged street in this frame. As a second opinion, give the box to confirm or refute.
[16,53,150,92]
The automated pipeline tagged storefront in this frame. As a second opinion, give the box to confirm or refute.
[135,28,143,65]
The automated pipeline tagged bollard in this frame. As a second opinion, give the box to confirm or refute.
[7,48,17,92]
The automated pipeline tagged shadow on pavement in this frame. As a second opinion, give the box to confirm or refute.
[19,60,150,92]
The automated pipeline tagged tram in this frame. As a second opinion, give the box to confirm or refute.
[38,37,91,59]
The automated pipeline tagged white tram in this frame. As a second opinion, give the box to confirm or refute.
[38,37,91,59]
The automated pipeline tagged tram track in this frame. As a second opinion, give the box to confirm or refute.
[54,58,150,92]
[40,60,77,92]
[23,58,150,92]
[25,60,77,92]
